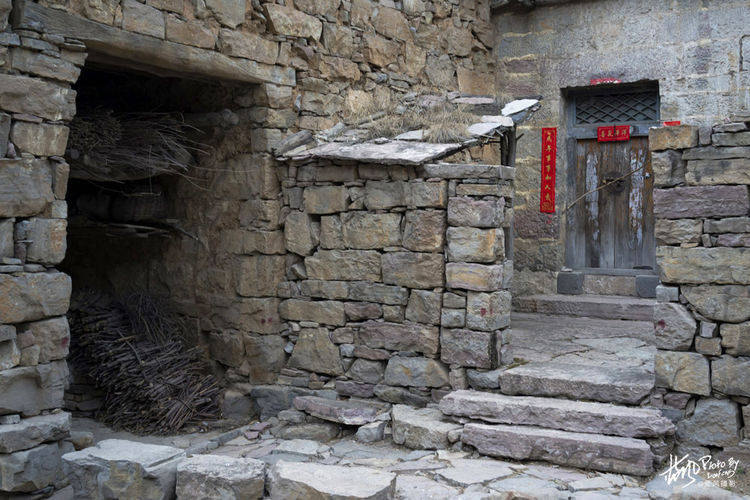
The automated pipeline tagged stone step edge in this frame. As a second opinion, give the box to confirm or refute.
[438,390,674,438]
[513,294,655,321]
[461,422,655,476]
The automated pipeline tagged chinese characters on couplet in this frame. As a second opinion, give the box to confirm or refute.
[540,127,556,213]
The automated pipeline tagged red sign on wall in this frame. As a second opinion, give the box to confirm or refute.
[597,125,630,142]
[540,128,556,213]
[590,77,622,85]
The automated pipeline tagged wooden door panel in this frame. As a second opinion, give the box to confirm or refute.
[573,136,653,270]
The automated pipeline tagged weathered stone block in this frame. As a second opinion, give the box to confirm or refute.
[0,159,54,218]
[363,33,399,67]
[0,75,76,121]
[408,181,448,208]
[15,218,67,265]
[63,439,185,499]
[447,197,503,227]
[208,331,244,368]
[279,299,345,326]
[404,290,441,325]
[306,250,381,281]
[649,125,699,151]
[0,337,19,370]
[165,15,215,48]
[712,356,750,397]
[0,442,61,493]
[446,263,503,291]
[288,328,343,376]
[466,291,511,331]
[284,211,317,256]
[653,302,696,350]
[344,302,382,321]
[381,252,444,288]
[356,321,439,356]
[218,29,278,65]
[651,150,686,187]
[303,186,349,214]
[242,334,286,384]
[122,0,165,38]
[676,398,740,447]
[236,255,285,297]
[440,329,496,369]
[293,396,387,425]
[348,282,408,305]
[721,322,750,356]
[654,219,702,245]
[705,217,750,234]
[447,227,504,263]
[372,5,410,41]
[240,199,281,229]
[635,275,659,298]
[341,212,401,249]
[654,351,710,395]
[10,122,69,157]
[267,462,395,500]
[0,272,71,324]
[384,357,449,387]
[0,360,68,416]
[204,0,245,27]
[657,247,750,284]
[347,358,384,384]
[682,285,750,323]
[695,337,721,355]
[654,185,749,219]
[687,158,750,185]
[264,4,322,40]
[364,181,405,209]
[440,308,465,328]
[402,210,445,252]
[713,131,750,147]
[0,412,70,454]
[17,316,69,364]
[176,455,265,500]
[319,215,343,249]
[391,405,461,450]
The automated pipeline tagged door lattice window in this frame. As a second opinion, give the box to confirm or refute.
[575,91,658,125]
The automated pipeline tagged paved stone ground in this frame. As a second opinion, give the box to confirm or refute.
[508,313,655,371]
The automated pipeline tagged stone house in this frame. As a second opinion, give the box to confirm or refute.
[0,0,749,496]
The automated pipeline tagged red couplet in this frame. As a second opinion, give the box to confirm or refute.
[540,127,556,213]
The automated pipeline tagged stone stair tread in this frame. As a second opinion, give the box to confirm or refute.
[499,361,654,404]
[293,396,389,426]
[461,423,654,476]
[439,390,674,438]
[514,294,655,321]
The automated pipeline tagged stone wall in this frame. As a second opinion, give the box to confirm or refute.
[492,0,750,295]
[0,17,82,494]
[650,117,750,459]
[228,153,516,416]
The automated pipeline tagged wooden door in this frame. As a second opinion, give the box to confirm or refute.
[570,137,654,270]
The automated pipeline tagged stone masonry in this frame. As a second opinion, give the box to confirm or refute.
[650,117,750,459]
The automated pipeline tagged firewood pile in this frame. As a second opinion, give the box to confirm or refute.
[68,290,221,434]
[66,109,203,181]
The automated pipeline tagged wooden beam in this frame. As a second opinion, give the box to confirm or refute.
[13,1,295,86]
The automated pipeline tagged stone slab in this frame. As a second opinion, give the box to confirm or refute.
[499,362,653,404]
[391,404,461,450]
[0,412,71,453]
[293,396,388,426]
[267,461,395,499]
[439,390,673,438]
[176,454,265,500]
[513,294,654,321]
[462,423,654,476]
[292,140,463,165]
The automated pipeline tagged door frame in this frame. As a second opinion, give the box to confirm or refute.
[563,82,661,273]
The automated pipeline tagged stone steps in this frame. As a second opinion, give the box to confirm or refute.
[499,361,654,404]
[439,390,673,438]
[461,423,655,476]
[514,294,655,321]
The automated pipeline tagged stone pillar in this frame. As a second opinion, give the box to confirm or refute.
[0,19,86,495]
[650,118,750,458]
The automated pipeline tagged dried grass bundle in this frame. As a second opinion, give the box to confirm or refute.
[67,110,204,181]
[68,290,221,434]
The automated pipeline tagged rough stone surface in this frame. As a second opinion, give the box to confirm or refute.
[401,210,445,252]
[447,197,502,227]
[682,285,750,323]
[654,350,711,396]
[306,250,381,281]
[439,391,674,438]
[395,475,459,499]
[654,185,749,219]
[288,328,343,376]
[655,219,702,245]
[404,290,441,325]
[676,398,740,447]
[500,362,653,404]
[0,360,68,416]
[711,355,750,397]
[446,227,504,263]
[303,186,349,214]
[264,4,322,40]
[466,291,511,331]
[267,461,395,500]
[391,405,461,450]
[341,212,401,249]
[284,211,317,256]
[356,321,439,356]
[0,75,76,121]
[436,458,515,487]
[293,396,386,425]
[63,439,185,499]
[445,263,503,292]
[440,329,496,369]
[462,423,654,476]
[653,302,696,350]
[280,299,345,326]
[384,357,449,388]
[0,159,54,218]
[381,252,444,288]
[657,247,750,285]
[0,442,61,493]
[721,321,750,356]
[649,125,699,151]
[17,316,70,364]
[0,412,71,454]
[176,455,265,500]
[0,272,71,324]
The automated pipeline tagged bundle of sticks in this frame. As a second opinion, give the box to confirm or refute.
[68,290,221,434]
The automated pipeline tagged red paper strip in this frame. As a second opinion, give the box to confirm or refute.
[540,127,556,213]
[590,77,622,85]
[663,121,681,126]
[615,125,630,141]
[598,125,630,142]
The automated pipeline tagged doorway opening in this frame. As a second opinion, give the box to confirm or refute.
[564,82,660,275]
[60,64,239,434]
